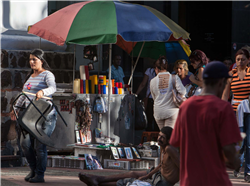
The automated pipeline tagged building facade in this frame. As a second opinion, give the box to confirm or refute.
[1,1,250,161]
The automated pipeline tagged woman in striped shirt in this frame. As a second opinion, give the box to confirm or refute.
[222,49,250,110]
[10,49,57,183]
[222,48,250,182]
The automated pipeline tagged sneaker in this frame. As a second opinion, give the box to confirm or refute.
[24,171,35,182]
[233,166,241,178]
[233,170,240,178]
[29,175,45,183]
[244,174,250,183]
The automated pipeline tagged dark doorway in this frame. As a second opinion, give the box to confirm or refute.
[179,1,232,61]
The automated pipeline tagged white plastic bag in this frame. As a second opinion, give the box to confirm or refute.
[127,180,152,186]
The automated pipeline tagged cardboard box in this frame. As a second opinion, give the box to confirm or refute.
[51,156,85,169]
[104,159,131,170]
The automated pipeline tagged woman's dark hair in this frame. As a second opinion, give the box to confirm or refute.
[235,48,250,59]
[189,49,209,67]
[155,56,168,70]
[160,126,173,141]
[223,56,233,62]
[24,49,51,82]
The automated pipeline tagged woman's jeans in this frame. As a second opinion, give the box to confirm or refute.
[20,112,57,178]
[239,127,244,166]
[244,119,250,176]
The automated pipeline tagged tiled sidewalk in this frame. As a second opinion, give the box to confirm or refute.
[1,166,249,186]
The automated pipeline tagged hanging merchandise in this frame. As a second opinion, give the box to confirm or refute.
[124,112,131,129]
[93,96,108,114]
[134,97,148,130]
[75,100,92,137]
[95,128,102,138]
[80,105,92,135]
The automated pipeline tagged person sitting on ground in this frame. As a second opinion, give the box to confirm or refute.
[170,61,242,186]
[172,59,192,86]
[79,126,180,186]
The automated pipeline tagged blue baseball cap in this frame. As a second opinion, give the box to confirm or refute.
[203,61,232,79]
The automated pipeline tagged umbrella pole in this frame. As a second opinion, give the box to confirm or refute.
[128,42,145,85]
[73,45,76,89]
[107,43,112,142]
[131,45,134,93]
[98,45,100,77]
[39,38,41,49]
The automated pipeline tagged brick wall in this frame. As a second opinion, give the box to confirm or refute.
[1,49,74,155]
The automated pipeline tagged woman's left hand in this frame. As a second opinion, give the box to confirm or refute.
[36,90,44,100]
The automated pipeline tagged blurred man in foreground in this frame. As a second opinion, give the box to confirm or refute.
[170,61,242,186]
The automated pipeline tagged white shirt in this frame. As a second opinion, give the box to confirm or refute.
[15,71,56,113]
[150,72,186,120]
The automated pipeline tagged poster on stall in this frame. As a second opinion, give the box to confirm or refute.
[110,147,119,159]
[80,130,92,144]
[132,147,141,159]
[75,131,81,144]
[117,147,126,159]
[124,147,133,159]
[84,154,103,170]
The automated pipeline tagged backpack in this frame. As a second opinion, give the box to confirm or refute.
[93,96,107,114]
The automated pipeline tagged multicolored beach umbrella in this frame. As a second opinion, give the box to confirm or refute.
[117,40,191,62]
[28,1,191,141]
[28,1,190,46]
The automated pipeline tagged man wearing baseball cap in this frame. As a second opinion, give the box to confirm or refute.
[170,61,242,186]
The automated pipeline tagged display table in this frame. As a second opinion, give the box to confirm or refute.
[104,157,160,170]
[72,145,112,165]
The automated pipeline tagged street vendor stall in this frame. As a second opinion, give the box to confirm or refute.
[27,1,190,161]
[49,92,135,150]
